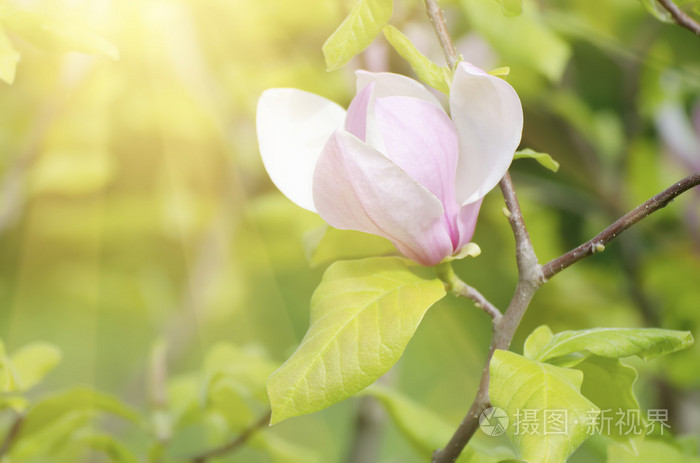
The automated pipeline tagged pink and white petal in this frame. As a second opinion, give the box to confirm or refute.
[257,88,346,212]
[355,70,443,108]
[455,198,483,251]
[373,96,460,214]
[313,130,454,266]
[449,62,523,205]
[344,82,374,142]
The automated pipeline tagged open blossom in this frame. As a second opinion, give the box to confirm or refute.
[256,62,523,266]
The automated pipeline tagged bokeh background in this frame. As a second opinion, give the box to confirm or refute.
[0,0,699,461]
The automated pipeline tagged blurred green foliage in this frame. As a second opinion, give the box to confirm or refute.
[0,0,699,461]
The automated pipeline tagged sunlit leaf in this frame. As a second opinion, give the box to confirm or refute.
[0,5,119,59]
[523,325,553,359]
[514,148,560,172]
[382,25,451,93]
[10,342,62,392]
[303,225,396,267]
[490,350,599,463]
[0,25,20,85]
[267,257,445,424]
[322,0,393,71]
[532,328,694,365]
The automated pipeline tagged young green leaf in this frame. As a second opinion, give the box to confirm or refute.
[10,342,62,392]
[533,328,694,364]
[322,0,393,71]
[267,257,445,424]
[494,0,523,16]
[574,356,642,443]
[490,350,599,463]
[382,25,451,94]
[0,5,119,59]
[523,325,553,359]
[514,149,560,172]
[0,26,20,85]
[303,225,396,268]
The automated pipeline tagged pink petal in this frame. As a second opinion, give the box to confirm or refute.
[450,62,523,205]
[344,82,374,142]
[313,130,454,266]
[373,96,461,245]
[257,88,346,212]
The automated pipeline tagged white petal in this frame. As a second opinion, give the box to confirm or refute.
[450,62,523,205]
[256,88,346,212]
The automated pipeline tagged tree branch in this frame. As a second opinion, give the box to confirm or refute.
[542,172,700,280]
[188,410,271,463]
[656,0,700,36]
[423,0,460,68]
[432,174,543,463]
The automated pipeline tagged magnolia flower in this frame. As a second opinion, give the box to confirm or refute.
[256,62,523,266]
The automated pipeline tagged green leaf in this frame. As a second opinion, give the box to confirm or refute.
[523,325,553,359]
[18,388,143,439]
[322,0,393,71]
[382,25,451,94]
[365,384,454,457]
[76,432,140,463]
[303,225,396,268]
[532,328,694,365]
[514,149,560,172]
[489,350,599,463]
[267,257,446,424]
[607,439,700,463]
[0,5,119,59]
[574,357,642,443]
[493,0,523,16]
[638,0,675,23]
[366,384,515,461]
[10,342,62,392]
[0,25,20,85]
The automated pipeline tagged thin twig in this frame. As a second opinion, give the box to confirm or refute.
[189,410,271,463]
[656,0,700,36]
[436,262,502,321]
[423,0,460,68]
[542,172,700,279]
[0,413,25,457]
